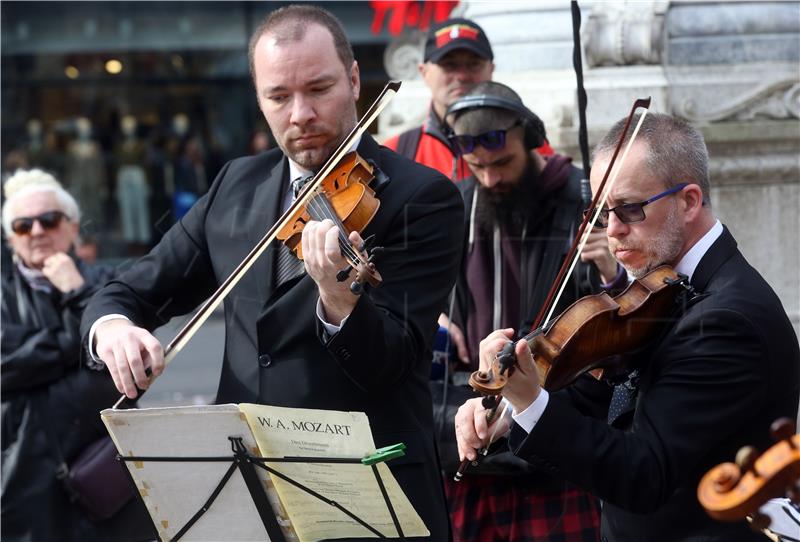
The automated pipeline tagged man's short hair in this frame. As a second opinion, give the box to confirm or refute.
[2,169,80,235]
[248,5,354,82]
[593,113,711,204]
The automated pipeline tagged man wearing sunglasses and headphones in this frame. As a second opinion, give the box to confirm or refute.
[1,169,154,541]
[455,113,800,541]
[437,81,625,542]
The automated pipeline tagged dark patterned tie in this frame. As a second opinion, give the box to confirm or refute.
[607,369,640,426]
[274,178,307,285]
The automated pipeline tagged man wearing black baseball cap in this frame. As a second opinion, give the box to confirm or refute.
[384,18,494,181]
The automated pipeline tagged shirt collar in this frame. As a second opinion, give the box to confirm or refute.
[674,219,723,282]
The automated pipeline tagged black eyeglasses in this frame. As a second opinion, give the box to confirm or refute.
[583,183,688,228]
[448,121,520,156]
[10,210,68,235]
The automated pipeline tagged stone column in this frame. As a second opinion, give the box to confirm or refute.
[379,0,800,335]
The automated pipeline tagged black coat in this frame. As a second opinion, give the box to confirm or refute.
[511,227,800,541]
[1,257,154,542]
[81,134,465,541]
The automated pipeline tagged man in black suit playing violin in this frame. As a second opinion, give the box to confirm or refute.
[82,5,462,540]
[455,112,800,541]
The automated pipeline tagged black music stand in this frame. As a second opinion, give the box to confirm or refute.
[119,436,409,542]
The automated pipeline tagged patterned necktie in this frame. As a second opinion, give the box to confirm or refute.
[607,368,640,426]
[274,177,307,285]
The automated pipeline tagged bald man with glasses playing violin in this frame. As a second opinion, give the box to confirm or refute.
[455,112,800,542]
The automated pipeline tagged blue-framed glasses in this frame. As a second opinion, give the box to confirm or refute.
[448,121,521,155]
[583,183,688,228]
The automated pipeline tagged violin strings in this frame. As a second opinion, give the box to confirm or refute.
[310,193,362,264]
[303,190,364,266]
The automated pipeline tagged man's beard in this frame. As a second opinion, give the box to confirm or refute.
[279,102,358,170]
[616,201,685,278]
[474,156,540,234]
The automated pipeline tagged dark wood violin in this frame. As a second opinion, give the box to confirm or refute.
[470,265,686,395]
[698,417,800,525]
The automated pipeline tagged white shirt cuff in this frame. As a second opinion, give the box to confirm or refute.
[511,389,550,434]
[88,314,130,361]
[315,298,349,336]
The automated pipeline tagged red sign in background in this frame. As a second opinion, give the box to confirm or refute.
[369,1,460,36]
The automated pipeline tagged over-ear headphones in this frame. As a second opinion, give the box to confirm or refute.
[446,94,547,150]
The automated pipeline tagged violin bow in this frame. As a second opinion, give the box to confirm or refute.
[112,80,402,409]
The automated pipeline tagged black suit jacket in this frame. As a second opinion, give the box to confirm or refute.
[510,226,800,542]
[82,135,464,540]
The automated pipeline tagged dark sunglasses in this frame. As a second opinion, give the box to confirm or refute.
[10,210,68,235]
[583,183,688,228]
[448,121,521,156]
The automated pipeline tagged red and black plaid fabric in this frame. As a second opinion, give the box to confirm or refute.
[444,476,600,542]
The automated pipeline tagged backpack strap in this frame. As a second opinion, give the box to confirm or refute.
[395,126,423,160]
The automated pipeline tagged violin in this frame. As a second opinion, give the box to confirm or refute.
[698,417,800,525]
[276,150,383,292]
[470,265,687,396]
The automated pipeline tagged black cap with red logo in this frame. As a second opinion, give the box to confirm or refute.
[424,18,494,63]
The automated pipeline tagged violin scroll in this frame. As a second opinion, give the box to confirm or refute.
[697,417,800,522]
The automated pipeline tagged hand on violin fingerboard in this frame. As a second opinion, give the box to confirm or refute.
[302,219,361,323]
[478,329,542,413]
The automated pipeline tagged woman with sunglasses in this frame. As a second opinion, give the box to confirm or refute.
[1,169,153,542]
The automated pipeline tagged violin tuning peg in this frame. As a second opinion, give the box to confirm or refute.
[769,417,796,445]
[747,511,772,532]
[359,234,376,252]
[336,267,352,283]
[735,446,760,476]
[481,396,498,410]
[349,280,364,296]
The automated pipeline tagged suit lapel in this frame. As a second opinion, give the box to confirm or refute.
[250,157,288,301]
[689,225,738,292]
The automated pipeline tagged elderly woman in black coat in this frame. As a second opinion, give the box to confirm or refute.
[1,169,154,542]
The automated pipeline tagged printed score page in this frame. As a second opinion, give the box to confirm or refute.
[239,403,429,541]
[102,405,297,542]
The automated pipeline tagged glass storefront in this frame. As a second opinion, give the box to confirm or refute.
[2,1,394,259]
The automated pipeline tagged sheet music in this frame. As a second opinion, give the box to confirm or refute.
[239,403,429,541]
[102,405,297,542]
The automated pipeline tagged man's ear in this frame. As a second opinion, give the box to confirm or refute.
[682,183,705,220]
[349,61,361,101]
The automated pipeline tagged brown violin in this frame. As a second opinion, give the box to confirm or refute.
[276,150,382,292]
[470,265,687,396]
[698,417,800,525]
